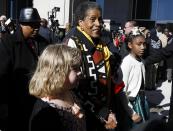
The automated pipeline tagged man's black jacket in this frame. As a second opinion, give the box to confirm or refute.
[0,25,49,130]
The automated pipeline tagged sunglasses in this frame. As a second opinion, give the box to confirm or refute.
[21,22,40,29]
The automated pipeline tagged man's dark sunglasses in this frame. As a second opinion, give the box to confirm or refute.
[21,22,40,29]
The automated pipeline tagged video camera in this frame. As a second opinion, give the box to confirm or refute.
[0,18,16,34]
[48,7,60,30]
[48,7,65,42]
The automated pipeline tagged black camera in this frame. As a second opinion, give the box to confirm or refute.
[48,7,60,30]
[48,7,60,20]
[52,7,60,12]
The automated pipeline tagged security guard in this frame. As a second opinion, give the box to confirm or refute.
[0,8,49,131]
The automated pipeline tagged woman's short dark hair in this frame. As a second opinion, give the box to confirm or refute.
[74,1,102,26]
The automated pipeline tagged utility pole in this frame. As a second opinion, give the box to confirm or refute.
[10,0,14,19]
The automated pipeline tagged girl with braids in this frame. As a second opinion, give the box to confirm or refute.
[119,27,150,130]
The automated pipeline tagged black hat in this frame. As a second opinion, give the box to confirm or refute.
[19,8,41,23]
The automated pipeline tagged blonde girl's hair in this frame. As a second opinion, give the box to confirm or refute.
[29,44,81,98]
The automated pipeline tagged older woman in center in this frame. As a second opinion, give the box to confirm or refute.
[65,1,124,131]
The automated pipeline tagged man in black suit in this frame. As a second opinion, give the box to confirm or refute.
[0,7,49,131]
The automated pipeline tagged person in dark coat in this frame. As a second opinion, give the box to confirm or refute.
[144,28,162,90]
[39,18,52,43]
[0,7,49,131]
[144,40,173,131]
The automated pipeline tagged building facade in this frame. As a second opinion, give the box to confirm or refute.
[0,0,173,29]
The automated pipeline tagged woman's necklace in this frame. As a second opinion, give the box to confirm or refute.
[41,93,84,118]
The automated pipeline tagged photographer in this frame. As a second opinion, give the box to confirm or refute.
[48,7,65,43]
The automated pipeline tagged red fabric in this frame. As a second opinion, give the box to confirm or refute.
[114,81,125,94]
[92,50,103,64]
[114,38,119,47]
[121,35,126,42]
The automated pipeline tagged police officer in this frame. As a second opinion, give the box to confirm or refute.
[0,8,49,131]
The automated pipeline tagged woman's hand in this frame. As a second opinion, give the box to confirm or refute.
[104,113,117,129]
[131,113,141,123]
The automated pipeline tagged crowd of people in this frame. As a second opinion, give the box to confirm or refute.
[0,1,173,131]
